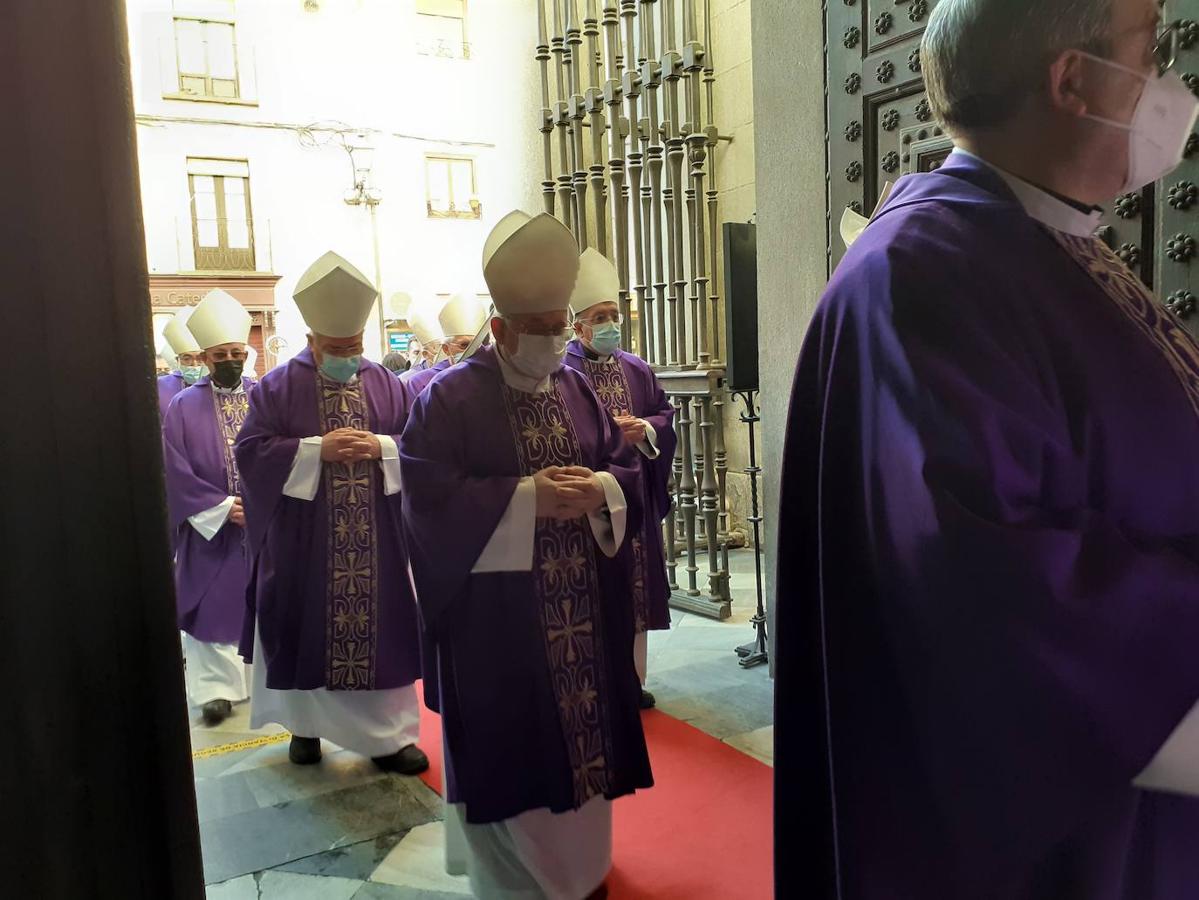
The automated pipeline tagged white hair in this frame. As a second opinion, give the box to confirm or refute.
[924,0,1113,132]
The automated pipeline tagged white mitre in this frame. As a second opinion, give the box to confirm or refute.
[163,307,202,355]
[293,251,378,338]
[569,248,621,315]
[438,291,490,338]
[408,296,447,346]
[188,289,252,349]
[482,211,580,315]
[840,181,896,249]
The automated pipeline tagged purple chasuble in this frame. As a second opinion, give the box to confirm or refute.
[564,340,676,631]
[162,376,254,643]
[400,346,652,824]
[775,152,1199,900]
[158,371,186,420]
[235,349,421,692]
[402,357,451,406]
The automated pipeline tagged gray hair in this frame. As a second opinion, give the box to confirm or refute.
[923,0,1112,132]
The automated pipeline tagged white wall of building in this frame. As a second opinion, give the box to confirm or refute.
[127,0,542,361]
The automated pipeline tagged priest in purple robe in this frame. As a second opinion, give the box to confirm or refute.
[776,1,1199,897]
[565,249,676,709]
[236,251,428,775]
[398,297,444,386]
[402,291,490,404]
[158,306,206,419]
[162,289,254,725]
[401,210,652,899]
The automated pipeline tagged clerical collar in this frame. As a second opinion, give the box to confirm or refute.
[580,343,614,364]
[952,148,1103,238]
[495,347,554,394]
[211,380,245,396]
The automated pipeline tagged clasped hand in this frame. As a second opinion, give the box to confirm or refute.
[613,415,646,446]
[533,466,606,520]
[320,428,382,464]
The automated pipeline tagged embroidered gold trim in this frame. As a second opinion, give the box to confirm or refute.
[1051,230,1199,421]
[502,382,615,807]
[212,388,249,496]
[317,373,380,690]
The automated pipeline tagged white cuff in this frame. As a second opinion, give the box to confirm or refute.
[636,420,660,459]
[472,477,537,573]
[587,471,627,558]
[283,437,323,501]
[377,434,402,496]
[1135,700,1199,798]
[188,496,235,541]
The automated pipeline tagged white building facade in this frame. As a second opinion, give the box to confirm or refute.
[127,0,542,370]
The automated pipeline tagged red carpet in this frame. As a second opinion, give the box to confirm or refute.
[414,684,774,900]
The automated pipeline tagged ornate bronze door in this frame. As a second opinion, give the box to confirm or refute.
[824,0,1199,334]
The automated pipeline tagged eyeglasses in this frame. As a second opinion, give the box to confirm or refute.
[207,349,247,362]
[579,312,623,327]
[1154,22,1180,76]
[507,322,573,338]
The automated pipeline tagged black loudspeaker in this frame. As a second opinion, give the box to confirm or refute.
[723,222,759,392]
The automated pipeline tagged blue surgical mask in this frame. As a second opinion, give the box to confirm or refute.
[180,364,205,385]
[320,353,361,383]
[588,323,622,356]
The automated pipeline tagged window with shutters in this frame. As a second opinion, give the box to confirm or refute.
[425,155,481,220]
[188,158,255,271]
[415,0,469,60]
[172,1,241,99]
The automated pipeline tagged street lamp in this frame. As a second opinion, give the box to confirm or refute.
[343,134,387,356]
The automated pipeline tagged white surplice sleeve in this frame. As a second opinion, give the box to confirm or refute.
[636,420,660,460]
[1135,701,1199,798]
[188,496,235,541]
[472,477,536,573]
[282,436,323,501]
[377,434,402,496]
[587,471,626,558]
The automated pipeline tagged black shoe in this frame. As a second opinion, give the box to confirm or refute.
[289,736,322,765]
[372,744,430,775]
[639,689,656,710]
[201,699,233,725]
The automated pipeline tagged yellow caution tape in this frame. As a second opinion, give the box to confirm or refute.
[192,730,292,760]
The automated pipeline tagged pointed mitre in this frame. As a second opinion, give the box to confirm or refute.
[188,288,252,349]
[569,248,621,315]
[293,251,379,338]
[438,291,490,338]
[840,181,897,250]
[408,296,447,346]
[163,307,202,355]
[482,211,580,315]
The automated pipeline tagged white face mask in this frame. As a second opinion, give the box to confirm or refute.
[507,332,567,381]
[1081,53,1199,193]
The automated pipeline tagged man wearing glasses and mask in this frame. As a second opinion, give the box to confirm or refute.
[400,211,652,900]
[161,289,255,725]
[776,1,1199,897]
[402,290,490,404]
[158,306,206,419]
[565,249,676,710]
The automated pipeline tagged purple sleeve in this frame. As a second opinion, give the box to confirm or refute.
[636,365,676,522]
[399,382,521,630]
[234,374,301,558]
[162,395,228,529]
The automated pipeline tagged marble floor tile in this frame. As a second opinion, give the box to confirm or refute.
[253,869,364,900]
[242,750,390,808]
[205,874,259,900]
[724,725,774,767]
[353,883,470,899]
[369,821,471,895]
[276,830,408,881]
[201,777,437,884]
[194,771,263,824]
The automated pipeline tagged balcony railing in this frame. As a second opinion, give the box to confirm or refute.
[160,216,274,274]
[416,39,471,60]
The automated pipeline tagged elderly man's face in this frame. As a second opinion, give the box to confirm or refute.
[1086,0,1164,123]
[491,310,572,355]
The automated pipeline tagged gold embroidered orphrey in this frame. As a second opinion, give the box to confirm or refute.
[213,386,249,497]
[1051,230,1199,419]
[502,381,616,808]
[317,372,380,691]
[581,355,650,632]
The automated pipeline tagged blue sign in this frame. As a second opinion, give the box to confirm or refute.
[389,331,412,353]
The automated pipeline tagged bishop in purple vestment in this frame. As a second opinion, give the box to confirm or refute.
[236,251,427,774]
[162,288,255,724]
[565,249,676,709]
[158,305,206,419]
[402,291,491,405]
[776,4,1199,897]
[401,211,652,899]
